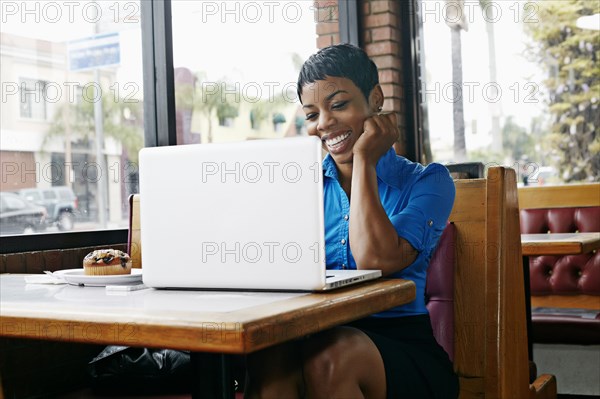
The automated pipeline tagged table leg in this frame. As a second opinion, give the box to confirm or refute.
[191,352,234,399]
[522,255,533,361]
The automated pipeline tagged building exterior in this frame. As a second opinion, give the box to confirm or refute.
[1,32,128,225]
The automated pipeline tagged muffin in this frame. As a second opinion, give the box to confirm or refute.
[83,249,132,276]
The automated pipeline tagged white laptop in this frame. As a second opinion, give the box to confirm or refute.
[138,136,381,291]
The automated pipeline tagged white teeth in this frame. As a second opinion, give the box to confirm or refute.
[325,131,351,147]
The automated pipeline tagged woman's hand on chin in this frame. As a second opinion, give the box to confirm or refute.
[353,112,400,166]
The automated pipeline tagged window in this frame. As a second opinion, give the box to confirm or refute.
[3,195,27,211]
[1,0,145,236]
[418,0,599,185]
[43,190,57,200]
[1,0,325,249]
[19,78,49,120]
[23,191,42,202]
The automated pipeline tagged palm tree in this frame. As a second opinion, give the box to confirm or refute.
[191,74,239,143]
[444,0,468,161]
[443,0,502,161]
[43,89,144,226]
[480,0,502,154]
[248,89,291,133]
[44,91,144,163]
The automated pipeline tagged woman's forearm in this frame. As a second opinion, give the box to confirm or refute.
[349,156,416,275]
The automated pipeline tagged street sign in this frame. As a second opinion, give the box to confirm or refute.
[68,32,120,72]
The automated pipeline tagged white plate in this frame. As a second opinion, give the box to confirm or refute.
[53,268,142,287]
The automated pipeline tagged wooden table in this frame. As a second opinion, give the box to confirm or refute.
[531,295,600,311]
[0,275,415,399]
[521,232,600,256]
[521,232,600,359]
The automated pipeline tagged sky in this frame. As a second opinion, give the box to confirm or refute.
[171,0,318,87]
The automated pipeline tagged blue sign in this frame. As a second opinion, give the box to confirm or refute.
[68,33,120,72]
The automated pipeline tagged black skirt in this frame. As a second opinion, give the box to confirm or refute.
[346,314,459,399]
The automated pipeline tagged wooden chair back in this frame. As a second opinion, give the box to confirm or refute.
[450,167,540,398]
[128,194,142,269]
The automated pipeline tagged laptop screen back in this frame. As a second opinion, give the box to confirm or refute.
[138,136,326,290]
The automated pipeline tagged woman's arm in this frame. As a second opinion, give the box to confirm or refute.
[349,156,417,275]
[349,113,417,276]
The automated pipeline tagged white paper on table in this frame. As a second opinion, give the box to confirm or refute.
[24,275,67,285]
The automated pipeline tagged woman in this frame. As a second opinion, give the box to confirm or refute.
[245,43,458,399]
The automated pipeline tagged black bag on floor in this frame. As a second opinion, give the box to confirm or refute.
[88,345,192,395]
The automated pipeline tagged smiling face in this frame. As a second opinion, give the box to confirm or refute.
[301,76,381,166]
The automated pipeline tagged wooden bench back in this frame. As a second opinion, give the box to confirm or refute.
[518,183,600,209]
[450,167,530,399]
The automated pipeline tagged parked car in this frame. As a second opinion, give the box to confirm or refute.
[0,192,47,235]
[18,186,78,231]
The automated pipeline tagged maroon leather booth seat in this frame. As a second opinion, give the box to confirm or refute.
[520,207,600,345]
[425,223,456,361]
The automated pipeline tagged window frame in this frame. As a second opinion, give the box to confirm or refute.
[142,0,177,147]
[400,0,424,163]
[338,0,359,47]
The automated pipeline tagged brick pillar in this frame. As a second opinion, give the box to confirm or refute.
[314,1,341,48]
[361,0,406,156]
[313,0,407,156]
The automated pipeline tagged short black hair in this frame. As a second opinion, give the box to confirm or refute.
[297,43,379,103]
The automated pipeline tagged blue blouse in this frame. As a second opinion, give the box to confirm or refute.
[322,148,455,317]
